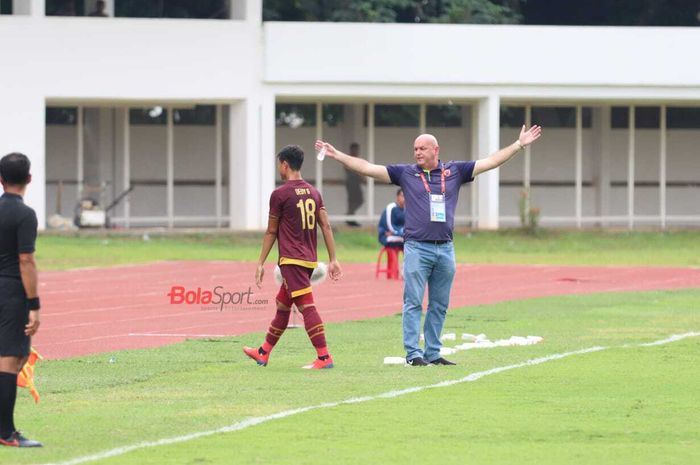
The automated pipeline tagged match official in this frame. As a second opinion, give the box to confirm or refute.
[0,153,42,448]
[316,125,542,366]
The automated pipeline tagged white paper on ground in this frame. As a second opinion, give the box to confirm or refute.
[440,347,457,355]
[441,333,456,341]
[383,357,406,365]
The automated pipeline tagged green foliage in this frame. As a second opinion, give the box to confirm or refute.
[263,0,700,26]
[436,0,522,24]
[263,0,523,24]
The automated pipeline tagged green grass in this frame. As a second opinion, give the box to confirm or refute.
[5,289,699,464]
[37,229,700,270]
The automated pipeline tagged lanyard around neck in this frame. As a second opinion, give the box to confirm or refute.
[418,166,446,195]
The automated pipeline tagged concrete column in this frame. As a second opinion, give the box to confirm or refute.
[233,0,262,21]
[229,93,273,230]
[83,107,115,205]
[85,0,114,16]
[259,92,277,229]
[467,105,477,227]
[591,106,611,226]
[0,93,46,228]
[13,0,42,16]
[476,95,500,230]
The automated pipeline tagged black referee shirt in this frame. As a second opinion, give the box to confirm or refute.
[0,192,38,280]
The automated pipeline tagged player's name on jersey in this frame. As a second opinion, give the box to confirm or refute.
[295,188,311,196]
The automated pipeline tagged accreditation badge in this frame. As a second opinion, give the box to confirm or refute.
[430,194,446,223]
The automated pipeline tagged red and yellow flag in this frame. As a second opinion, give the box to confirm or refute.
[17,348,42,404]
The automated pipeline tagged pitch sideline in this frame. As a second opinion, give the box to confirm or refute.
[46,331,700,465]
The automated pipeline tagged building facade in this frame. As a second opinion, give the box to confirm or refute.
[1,0,699,230]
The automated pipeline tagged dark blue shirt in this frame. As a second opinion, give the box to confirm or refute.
[386,160,475,241]
[378,202,405,246]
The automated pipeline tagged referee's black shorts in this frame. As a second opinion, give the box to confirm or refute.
[0,277,30,357]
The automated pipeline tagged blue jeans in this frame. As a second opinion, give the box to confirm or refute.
[402,240,456,362]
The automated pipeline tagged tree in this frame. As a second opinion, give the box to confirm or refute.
[263,0,523,24]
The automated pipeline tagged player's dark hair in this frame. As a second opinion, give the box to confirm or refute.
[0,152,31,186]
[277,145,304,171]
[396,188,403,196]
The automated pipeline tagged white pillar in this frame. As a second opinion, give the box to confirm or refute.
[85,0,114,16]
[166,106,174,228]
[476,95,500,230]
[315,102,323,195]
[659,105,667,229]
[367,103,375,221]
[419,103,427,134]
[77,106,84,198]
[215,105,223,228]
[0,94,45,228]
[229,95,270,230]
[524,105,532,191]
[592,106,611,226]
[233,0,262,21]
[259,93,276,229]
[122,108,130,228]
[627,106,636,230]
[575,105,583,228]
[13,0,42,16]
[523,105,532,218]
[468,105,478,227]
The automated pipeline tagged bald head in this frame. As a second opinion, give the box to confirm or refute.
[413,133,440,170]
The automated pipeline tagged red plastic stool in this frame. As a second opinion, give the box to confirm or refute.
[376,246,403,280]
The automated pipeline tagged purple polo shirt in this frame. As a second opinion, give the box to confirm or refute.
[386,160,476,241]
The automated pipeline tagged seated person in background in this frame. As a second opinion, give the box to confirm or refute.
[378,188,405,248]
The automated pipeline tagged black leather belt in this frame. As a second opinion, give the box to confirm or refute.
[418,240,451,245]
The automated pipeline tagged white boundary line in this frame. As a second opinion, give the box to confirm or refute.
[45,332,699,465]
[127,333,228,338]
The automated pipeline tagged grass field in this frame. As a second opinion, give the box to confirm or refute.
[37,229,700,270]
[5,289,699,465]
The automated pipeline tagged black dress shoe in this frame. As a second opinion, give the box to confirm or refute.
[429,357,456,365]
[405,357,430,366]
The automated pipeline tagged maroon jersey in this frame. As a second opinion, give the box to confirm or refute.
[269,179,325,269]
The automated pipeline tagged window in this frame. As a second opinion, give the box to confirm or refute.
[276,104,316,128]
[322,104,344,127]
[116,0,229,19]
[46,107,78,125]
[531,107,592,128]
[500,106,525,128]
[427,105,463,127]
[173,105,216,126]
[1,0,12,14]
[275,104,344,128]
[130,107,167,125]
[667,107,700,129]
[611,106,660,129]
[46,0,85,16]
[501,106,592,128]
[46,0,230,18]
[366,105,419,127]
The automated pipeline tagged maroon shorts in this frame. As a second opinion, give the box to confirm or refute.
[277,264,313,307]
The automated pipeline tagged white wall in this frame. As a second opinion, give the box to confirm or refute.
[0,14,264,228]
[266,23,700,88]
[5,14,700,229]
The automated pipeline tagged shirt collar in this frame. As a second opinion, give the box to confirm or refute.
[416,160,444,174]
[1,192,23,201]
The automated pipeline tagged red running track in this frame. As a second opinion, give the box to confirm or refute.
[35,261,700,359]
